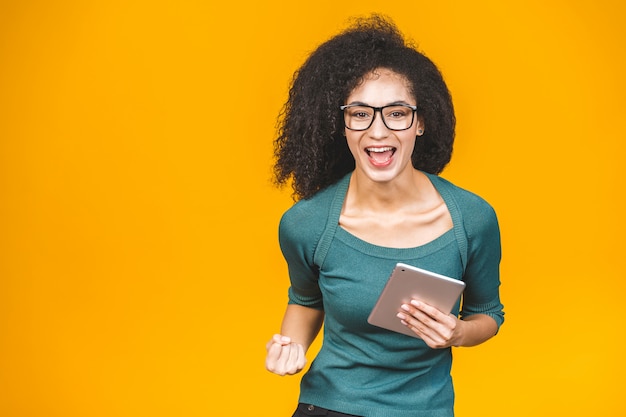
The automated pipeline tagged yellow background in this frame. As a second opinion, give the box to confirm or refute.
[1,1,624,416]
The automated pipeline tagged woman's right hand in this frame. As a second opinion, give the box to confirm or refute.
[265,334,306,376]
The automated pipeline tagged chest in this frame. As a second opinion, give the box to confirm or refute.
[317,229,463,333]
[338,202,453,248]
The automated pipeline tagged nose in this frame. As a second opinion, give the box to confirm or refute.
[368,109,390,138]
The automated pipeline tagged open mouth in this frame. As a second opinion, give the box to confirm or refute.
[365,146,396,164]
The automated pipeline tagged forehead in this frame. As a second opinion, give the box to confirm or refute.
[347,68,414,103]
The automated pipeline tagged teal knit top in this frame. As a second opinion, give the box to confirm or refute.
[278,172,504,417]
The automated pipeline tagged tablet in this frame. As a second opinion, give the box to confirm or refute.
[367,262,466,338]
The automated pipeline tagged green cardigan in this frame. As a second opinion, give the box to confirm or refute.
[279,172,504,417]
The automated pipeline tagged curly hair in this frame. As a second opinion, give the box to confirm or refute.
[273,14,456,200]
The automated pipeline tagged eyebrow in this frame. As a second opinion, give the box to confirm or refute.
[346,100,415,107]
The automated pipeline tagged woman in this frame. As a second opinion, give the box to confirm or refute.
[265,15,504,417]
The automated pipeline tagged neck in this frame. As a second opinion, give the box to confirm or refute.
[347,168,428,212]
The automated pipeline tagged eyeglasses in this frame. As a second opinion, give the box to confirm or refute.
[340,104,418,131]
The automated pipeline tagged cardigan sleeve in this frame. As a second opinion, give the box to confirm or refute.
[459,198,505,328]
[278,201,325,310]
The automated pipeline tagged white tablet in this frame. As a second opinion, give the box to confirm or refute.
[367,262,466,338]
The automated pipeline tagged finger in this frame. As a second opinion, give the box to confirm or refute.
[399,303,439,333]
[418,331,447,349]
[265,342,285,373]
[408,301,457,335]
[287,340,299,365]
[398,305,453,347]
[276,343,293,375]
[285,343,306,374]
[397,309,438,340]
[399,314,448,348]
[269,343,295,376]
[276,342,305,375]
[266,334,291,350]
[285,343,305,375]
[410,300,450,323]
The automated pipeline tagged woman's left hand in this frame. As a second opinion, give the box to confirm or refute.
[396,300,464,349]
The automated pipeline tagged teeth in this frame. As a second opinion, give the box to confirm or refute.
[366,147,394,153]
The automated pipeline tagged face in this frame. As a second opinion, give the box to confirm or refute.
[343,68,423,184]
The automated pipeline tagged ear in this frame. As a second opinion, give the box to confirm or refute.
[416,117,425,136]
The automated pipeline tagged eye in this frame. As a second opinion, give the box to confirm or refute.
[385,107,411,119]
[350,108,373,119]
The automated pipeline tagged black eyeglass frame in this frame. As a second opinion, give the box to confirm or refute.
[339,104,418,131]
